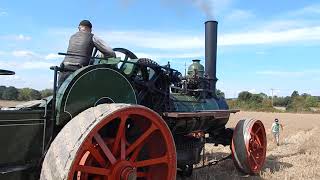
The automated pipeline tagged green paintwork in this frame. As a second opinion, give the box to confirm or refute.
[0,110,45,164]
[93,57,139,77]
[56,64,137,125]
[172,93,219,112]
[120,59,139,76]
[187,59,204,77]
[0,110,46,179]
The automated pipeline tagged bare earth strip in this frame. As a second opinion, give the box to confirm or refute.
[179,111,320,180]
[0,100,25,108]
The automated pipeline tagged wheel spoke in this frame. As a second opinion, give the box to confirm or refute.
[94,134,117,164]
[74,165,110,176]
[255,137,262,147]
[254,126,262,134]
[250,133,262,146]
[112,115,128,155]
[87,146,107,167]
[121,135,126,160]
[249,153,259,167]
[126,124,157,156]
[130,144,144,162]
[133,155,168,167]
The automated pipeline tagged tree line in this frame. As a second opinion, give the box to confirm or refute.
[0,86,53,101]
[227,90,320,113]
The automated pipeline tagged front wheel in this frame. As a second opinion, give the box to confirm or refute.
[231,119,267,174]
[41,103,176,180]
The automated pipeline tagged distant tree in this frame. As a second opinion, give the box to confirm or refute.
[40,89,53,98]
[301,93,311,98]
[305,96,318,107]
[216,89,225,98]
[284,96,291,106]
[18,88,41,100]
[18,88,32,101]
[287,96,310,112]
[238,91,252,101]
[2,86,18,100]
[30,89,41,100]
[250,94,264,103]
[291,90,299,98]
[259,93,268,99]
[0,86,6,100]
[273,96,291,107]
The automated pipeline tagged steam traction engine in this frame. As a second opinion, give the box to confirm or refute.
[0,21,267,180]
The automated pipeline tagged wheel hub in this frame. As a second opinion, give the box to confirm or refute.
[111,161,137,180]
[121,167,137,180]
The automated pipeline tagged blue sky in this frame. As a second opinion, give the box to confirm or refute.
[0,0,319,98]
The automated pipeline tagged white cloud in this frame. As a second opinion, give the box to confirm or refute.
[271,89,281,96]
[101,25,320,50]
[0,60,54,70]
[248,89,256,94]
[0,75,27,87]
[0,34,32,41]
[0,50,57,70]
[12,50,36,57]
[136,51,203,59]
[16,34,31,41]
[45,53,62,60]
[21,62,54,69]
[257,70,320,77]
[0,11,8,16]
[101,31,204,50]
[219,26,320,46]
[225,9,254,21]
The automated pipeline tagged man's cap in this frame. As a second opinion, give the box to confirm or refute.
[79,20,92,28]
[275,118,279,122]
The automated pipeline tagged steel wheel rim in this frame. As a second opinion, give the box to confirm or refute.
[68,106,176,180]
[231,119,267,174]
[246,120,266,173]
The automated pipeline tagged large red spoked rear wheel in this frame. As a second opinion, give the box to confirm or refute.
[231,119,267,174]
[41,104,176,180]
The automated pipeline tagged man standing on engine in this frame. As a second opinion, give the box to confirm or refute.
[271,118,284,146]
[58,20,116,87]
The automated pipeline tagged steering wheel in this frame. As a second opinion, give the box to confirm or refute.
[113,48,138,70]
[0,69,15,75]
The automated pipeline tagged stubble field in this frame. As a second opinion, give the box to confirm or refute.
[0,100,24,108]
[1,101,320,179]
[179,111,320,180]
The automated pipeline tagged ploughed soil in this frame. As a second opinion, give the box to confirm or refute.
[178,111,320,180]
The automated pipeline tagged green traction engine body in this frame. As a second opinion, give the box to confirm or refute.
[0,21,239,179]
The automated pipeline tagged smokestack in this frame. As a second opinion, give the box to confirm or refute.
[205,20,218,96]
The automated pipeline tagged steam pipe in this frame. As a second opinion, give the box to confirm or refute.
[205,21,218,97]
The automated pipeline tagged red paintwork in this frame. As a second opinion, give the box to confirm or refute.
[67,106,176,180]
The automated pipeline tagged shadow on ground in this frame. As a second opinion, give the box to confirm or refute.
[177,151,293,180]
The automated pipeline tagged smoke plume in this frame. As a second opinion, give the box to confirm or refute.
[119,0,215,19]
[190,0,214,19]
